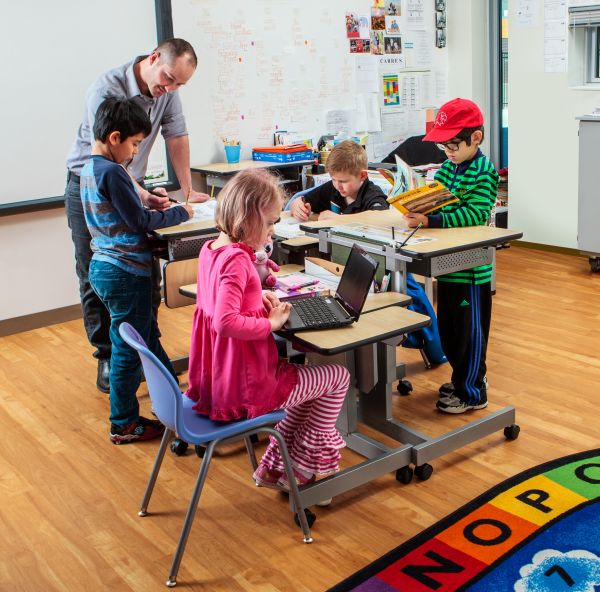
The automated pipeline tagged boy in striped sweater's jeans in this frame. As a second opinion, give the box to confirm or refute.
[404,98,499,414]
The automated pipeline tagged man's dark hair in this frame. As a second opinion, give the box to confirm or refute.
[155,38,197,68]
[457,126,485,146]
[93,96,152,142]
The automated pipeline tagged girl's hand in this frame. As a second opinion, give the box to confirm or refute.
[405,212,428,228]
[268,302,292,331]
[262,291,280,311]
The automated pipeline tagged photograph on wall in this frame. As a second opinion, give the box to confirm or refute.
[383,74,400,106]
[385,15,401,34]
[350,38,371,53]
[436,28,446,48]
[358,15,371,39]
[373,0,385,7]
[384,36,402,54]
[346,12,360,38]
[386,1,401,16]
[371,30,384,54]
[372,14,385,29]
[435,10,446,28]
[435,0,446,10]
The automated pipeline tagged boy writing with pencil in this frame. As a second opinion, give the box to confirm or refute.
[291,140,388,221]
[404,98,499,414]
[81,96,193,443]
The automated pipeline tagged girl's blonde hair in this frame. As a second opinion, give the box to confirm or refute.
[215,168,284,245]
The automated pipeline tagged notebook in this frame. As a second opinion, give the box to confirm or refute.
[283,244,379,332]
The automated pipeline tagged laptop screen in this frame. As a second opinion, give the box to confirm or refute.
[335,245,379,320]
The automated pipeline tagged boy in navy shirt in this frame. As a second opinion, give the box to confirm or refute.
[291,140,388,221]
[81,97,193,443]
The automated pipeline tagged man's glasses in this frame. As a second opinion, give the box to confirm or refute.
[436,139,464,152]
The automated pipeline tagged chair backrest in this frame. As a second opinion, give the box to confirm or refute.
[382,135,446,166]
[283,187,315,211]
[118,322,181,432]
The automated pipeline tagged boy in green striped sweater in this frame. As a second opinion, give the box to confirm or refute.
[405,98,499,414]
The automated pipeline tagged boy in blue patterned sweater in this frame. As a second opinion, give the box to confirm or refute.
[81,96,193,443]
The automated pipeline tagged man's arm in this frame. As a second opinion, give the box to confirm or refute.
[166,135,209,203]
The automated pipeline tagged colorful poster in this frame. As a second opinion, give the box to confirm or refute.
[383,74,400,106]
[358,15,371,39]
[373,0,385,7]
[346,12,360,38]
[350,38,371,53]
[371,30,385,55]
[384,36,402,54]
[372,15,385,30]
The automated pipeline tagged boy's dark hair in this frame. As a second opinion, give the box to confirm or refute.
[457,126,485,146]
[155,38,197,68]
[93,96,152,142]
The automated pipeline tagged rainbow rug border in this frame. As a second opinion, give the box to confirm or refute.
[328,448,600,592]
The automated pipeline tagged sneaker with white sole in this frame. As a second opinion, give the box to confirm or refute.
[436,392,488,414]
[439,376,489,398]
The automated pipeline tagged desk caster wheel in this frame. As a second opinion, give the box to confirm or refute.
[170,439,188,456]
[397,379,413,396]
[294,508,316,528]
[504,424,520,440]
[415,463,433,481]
[396,466,414,484]
[589,257,600,273]
[195,445,206,458]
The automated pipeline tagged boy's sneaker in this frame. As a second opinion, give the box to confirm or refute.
[110,416,164,444]
[436,393,488,414]
[438,376,488,398]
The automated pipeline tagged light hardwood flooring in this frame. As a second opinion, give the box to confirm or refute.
[1,246,599,591]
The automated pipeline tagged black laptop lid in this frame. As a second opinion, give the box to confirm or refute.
[335,245,379,321]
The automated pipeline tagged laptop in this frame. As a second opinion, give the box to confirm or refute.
[284,244,379,332]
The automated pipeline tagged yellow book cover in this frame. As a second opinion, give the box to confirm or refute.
[386,181,458,215]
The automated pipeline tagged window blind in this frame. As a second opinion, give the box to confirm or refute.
[569,5,600,27]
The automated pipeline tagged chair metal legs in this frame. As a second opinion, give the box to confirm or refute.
[166,439,217,587]
[139,428,173,516]
[244,436,259,471]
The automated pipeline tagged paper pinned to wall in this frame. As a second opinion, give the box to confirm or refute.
[406,0,426,30]
[544,0,567,73]
[325,109,354,135]
[355,54,379,92]
[406,31,433,69]
[381,107,409,137]
[355,93,382,132]
[516,0,539,27]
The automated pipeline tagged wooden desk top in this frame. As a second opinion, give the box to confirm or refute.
[191,159,314,175]
[300,210,523,258]
[287,305,429,356]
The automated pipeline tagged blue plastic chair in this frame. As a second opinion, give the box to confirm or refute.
[118,322,313,588]
[283,187,315,211]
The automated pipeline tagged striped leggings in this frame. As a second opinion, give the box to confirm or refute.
[260,363,350,476]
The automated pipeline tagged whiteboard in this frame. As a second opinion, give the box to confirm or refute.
[172,0,448,168]
[0,0,166,205]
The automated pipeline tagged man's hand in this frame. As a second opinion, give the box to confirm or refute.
[405,212,428,228]
[318,210,340,221]
[290,198,311,221]
[187,190,210,203]
[143,187,170,211]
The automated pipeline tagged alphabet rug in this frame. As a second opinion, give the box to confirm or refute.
[328,449,600,592]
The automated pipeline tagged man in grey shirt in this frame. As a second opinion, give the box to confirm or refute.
[65,38,208,394]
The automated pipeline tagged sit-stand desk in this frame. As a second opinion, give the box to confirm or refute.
[191,159,314,195]
[299,210,523,480]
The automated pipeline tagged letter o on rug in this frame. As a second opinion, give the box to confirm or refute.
[463,518,512,546]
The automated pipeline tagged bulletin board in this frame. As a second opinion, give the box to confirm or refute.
[171,0,449,166]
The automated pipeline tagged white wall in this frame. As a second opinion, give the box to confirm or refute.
[509,5,600,248]
[0,211,79,321]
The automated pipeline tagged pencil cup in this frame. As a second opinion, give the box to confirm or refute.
[224,145,241,164]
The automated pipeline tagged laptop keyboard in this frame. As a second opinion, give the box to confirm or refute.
[293,297,341,329]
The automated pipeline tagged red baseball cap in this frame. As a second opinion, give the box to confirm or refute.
[423,98,484,142]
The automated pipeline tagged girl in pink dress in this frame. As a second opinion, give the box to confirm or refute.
[186,169,350,488]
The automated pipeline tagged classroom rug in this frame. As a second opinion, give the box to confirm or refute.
[328,449,600,592]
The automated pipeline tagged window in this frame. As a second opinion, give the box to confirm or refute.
[569,4,600,84]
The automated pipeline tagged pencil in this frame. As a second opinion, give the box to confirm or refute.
[148,188,178,204]
[186,187,191,205]
[210,184,215,198]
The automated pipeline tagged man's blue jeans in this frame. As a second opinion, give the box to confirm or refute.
[89,260,176,426]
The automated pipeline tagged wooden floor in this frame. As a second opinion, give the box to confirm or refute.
[1,246,599,591]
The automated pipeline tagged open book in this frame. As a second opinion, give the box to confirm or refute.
[386,181,458,215]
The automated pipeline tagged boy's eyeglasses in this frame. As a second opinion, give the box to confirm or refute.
[436,139,464,152]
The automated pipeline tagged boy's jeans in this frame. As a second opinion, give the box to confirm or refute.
[89,260,175,426]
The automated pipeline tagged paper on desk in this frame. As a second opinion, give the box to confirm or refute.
[303,260,341,291]
[274,217,304,239]
[180,199,217,225]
